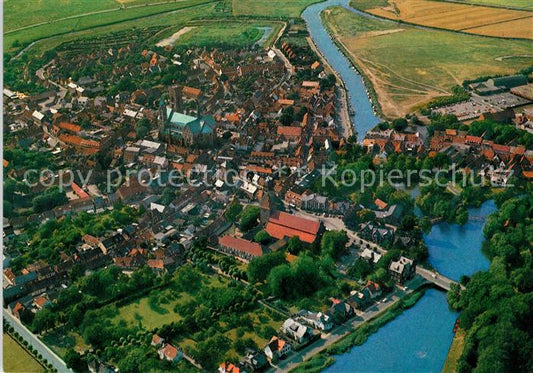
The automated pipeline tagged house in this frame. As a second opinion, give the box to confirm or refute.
[360,248,382,264]
[219,362,241,373]
[298,310,333,331]
[32,294,51,310]
[151,334,164,347]
[281,318,313,344]
[241,349,268,372]
[347,289,371,311]
[327,299,353,322]
[388,256,416,284]
[218,235,263,261]
[263,336,291,362]
[157,344,182,363]
[265,211,322,244]
[364,281,382,299]
[301,193,327,211]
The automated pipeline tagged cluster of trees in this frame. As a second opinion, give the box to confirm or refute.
[239,205,260,232]
[9,205,140,272]
[447,196,532,372]
[427,114,533,148]
[267,255,334,300]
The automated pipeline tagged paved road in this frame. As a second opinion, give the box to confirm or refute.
[270,293,402,372]
[292,208,386,253]
[416,266,461,291]
[3,312,72,372]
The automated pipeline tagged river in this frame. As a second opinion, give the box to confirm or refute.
[325,200,497,372]
[301,0,498,370]
[302,0,380,143]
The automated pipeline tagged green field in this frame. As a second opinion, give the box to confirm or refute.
[174,22,279,47]
[324,6,533,117]
[113,289,193,330]
[3,334,44,373]
[4,0,215,52]
[41,328,88,358]
[232,0,322,18]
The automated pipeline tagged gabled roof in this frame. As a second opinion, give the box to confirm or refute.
[218,235,263,257]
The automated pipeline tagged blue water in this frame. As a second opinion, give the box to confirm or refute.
[327,290,458,373]
[302,2,497,370]
[424,200,497,281]
[302,0,380,143]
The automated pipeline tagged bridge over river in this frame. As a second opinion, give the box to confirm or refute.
[416,266,463,292]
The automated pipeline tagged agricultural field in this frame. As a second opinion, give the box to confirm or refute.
[4,0,216,52]
[232,0,322,18]
[324,6,533,117]
[5,1,218,58]
[3,334,44,373]
[357,0,533,39]
[454,0,533,9]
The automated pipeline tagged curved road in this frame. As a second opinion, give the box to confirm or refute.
[4,312,72,372]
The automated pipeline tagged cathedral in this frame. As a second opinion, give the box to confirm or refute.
[159,85,216,147]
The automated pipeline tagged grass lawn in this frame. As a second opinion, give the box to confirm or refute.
[443,328,466,373]
[3,334,44,373]
[232,0,323,18]
[4,0,215,52]
[324,6,533,117]
[113,288,192,330]
[175,22,279,47]
[41,328,88,358]
[7,2,218,58]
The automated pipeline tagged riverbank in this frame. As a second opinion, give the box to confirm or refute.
[443,328,466,373]
[305,36,354,138]
[289,287,427,372]
[320,8,386,120]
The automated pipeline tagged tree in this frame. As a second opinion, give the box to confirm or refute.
[320,230,348,259]
[225,201,243,222]
[247,251,287,283]
[135,118,150,139]
[348,258,372,280]
[65,349,86,372]
[239,205,260,232]
[254,229,270,244]
[287,236,304,255]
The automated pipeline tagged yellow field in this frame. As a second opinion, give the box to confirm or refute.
[365,0,533,39]
[3,334,44,373]
[324,6,533,117]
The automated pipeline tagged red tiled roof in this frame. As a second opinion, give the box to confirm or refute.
[277,126,302,137]
[160,344,179,360]
[71,182,90,199]
[277,99,294,106]
[183,86,202,98]
[59,134,100,148]
[59,121,81,133]
[375,198,388,210]
[147,259,165,269]
[152,334,164,344]
[82,234,100,246]
[245,165,272,174]
[465,135,482,144]
[33,295,48,308]
[523,170,533,179]
[219,235,263,257]
[265,211,320,244]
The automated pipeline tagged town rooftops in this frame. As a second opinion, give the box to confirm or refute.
[265,211,321,244]
[218,235,263,257]
[277,126,302,137]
